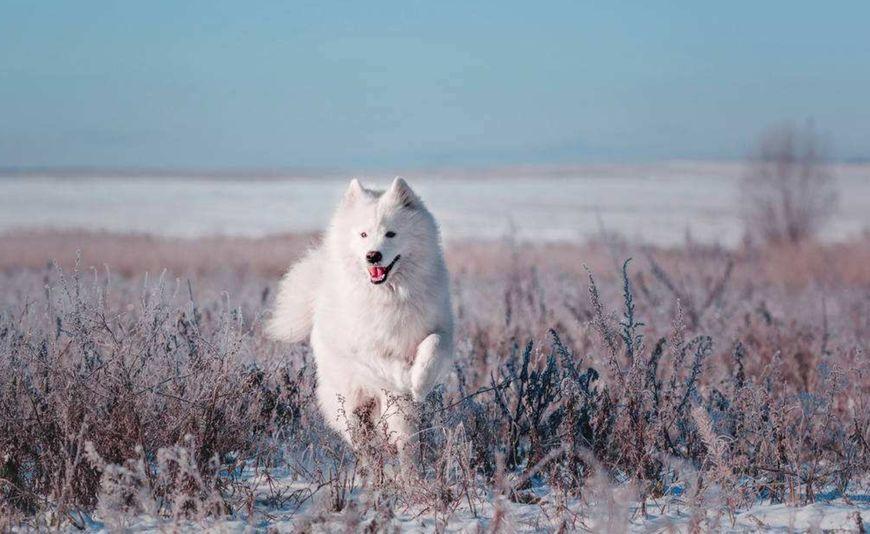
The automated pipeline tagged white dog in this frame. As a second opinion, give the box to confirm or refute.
[266,177,454,446]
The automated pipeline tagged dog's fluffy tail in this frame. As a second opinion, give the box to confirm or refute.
[266,247,322,343]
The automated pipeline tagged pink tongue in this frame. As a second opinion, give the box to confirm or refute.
[369,266,386,279]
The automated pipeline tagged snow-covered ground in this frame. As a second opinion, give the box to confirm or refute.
[75,483,870,532]
[2,162,868,246]
[55,467,870,532]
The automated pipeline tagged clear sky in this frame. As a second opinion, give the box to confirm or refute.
[1,0,868,169]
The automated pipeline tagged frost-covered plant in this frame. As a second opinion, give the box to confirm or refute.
[1,234,867,529]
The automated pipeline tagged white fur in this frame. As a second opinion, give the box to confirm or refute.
[266,177,454,445]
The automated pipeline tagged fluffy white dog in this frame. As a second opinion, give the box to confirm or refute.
[266,177,453,446]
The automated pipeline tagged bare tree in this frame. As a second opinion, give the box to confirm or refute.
[741,121,837,244]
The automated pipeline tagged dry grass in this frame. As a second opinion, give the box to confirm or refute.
[0,230,867,530]
[0,230,316,277]
[3,229,868,286]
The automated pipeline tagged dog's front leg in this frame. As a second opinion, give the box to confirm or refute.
[409,333,451,402]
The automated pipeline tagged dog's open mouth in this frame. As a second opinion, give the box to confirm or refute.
[368,255,400,285]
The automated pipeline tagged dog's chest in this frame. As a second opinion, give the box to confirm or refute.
[363,301,431,362]
[319,294,432,364]
[368,309,427,361]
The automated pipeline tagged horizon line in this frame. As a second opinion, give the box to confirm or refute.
[2,157,870,179]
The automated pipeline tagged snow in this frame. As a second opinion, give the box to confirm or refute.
[63,479,870,532]
[2,163,868,246]
[73,498,869,532]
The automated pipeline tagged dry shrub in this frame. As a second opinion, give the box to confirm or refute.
[741,121,838,245]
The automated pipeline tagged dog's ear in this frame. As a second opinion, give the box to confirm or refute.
[343,179,366,204]
[383,177,419,209]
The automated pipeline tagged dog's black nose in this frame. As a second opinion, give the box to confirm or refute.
[366,250,382,264]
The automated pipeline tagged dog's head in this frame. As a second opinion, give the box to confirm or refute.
[327,177,441,288]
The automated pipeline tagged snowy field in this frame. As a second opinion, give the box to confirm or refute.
[76,472,870,532]
[2,162,868,246]
[2,231,867,532]
[1,164,868,532]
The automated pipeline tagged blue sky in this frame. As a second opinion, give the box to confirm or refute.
[1,0,868,169]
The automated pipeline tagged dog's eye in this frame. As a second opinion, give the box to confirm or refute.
[385,231,396,238]
[360,232,367,238]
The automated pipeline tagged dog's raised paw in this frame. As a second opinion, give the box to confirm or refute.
[410,333,442,401]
